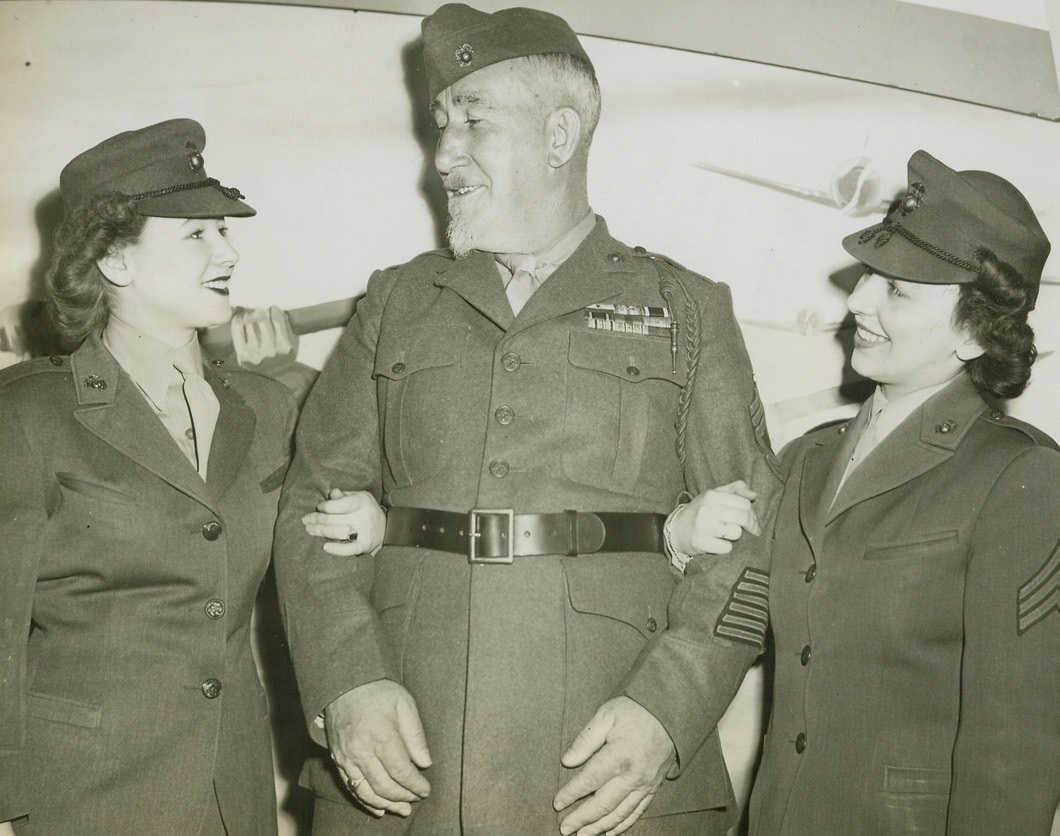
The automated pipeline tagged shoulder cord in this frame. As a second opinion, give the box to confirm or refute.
[649,256,702,473]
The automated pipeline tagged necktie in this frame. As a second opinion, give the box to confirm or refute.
[848,403,884,472]
[171,354,220,479]
[497,252,541,316]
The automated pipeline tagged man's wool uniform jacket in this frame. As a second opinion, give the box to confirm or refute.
[0,335,293,834]
[750,374,1060,835]
[274,219,783,835]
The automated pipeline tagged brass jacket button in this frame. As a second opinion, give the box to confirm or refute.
[804,564,816,583]
[494,405,515,425]
[501,352,521,372]
[391,362,406,374]
[204,599,226,619]
[202,521,222,541]
[489,458,510,478]
[201,678,222,699]
[646,617,658,633]
[795,732,807,753]
[800,645,811,666]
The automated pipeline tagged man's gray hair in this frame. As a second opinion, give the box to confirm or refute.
[522,53,602,152]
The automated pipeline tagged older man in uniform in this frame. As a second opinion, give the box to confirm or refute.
[273,5,781,835]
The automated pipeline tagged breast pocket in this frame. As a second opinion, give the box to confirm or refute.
[562,330,686,498]
[374,328,468,486]
[860,530,964,645]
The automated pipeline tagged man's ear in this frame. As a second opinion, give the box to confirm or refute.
[546,107,582,168]
[97,246,131,287]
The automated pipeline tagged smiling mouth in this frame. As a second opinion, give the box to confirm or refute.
[446,184,482,198]
[203,278,231,296]
[854,322,888,345]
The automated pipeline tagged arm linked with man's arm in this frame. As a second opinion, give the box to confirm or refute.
[271,267,400,740]
[620,278,783,771]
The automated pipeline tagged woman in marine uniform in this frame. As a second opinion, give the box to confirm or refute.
[0,119,293,835]
[671,149,1060,834]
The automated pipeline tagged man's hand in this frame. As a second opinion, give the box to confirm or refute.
[553,697,677,836]
[670,480,761,557]
[324,680,432,817]
[0,820,15,836]
[302,489,387,556]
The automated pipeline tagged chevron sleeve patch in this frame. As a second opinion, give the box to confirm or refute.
[714,567,770,649]
[1017,542,1060,635]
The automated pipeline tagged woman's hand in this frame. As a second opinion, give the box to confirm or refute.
[230,305,299,370]
[302,489,387,556]
[669,480,761,556]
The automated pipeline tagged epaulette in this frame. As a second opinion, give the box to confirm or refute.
[398,248,454,269]
[980,408,1060,451]
[0,354,71,388]
[630,246,716,287]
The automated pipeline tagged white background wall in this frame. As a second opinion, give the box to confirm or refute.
[3,2,1058,832]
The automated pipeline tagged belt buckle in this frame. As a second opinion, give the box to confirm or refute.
[468,508,514,564]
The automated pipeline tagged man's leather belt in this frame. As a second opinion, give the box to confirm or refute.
[384,506,666,564]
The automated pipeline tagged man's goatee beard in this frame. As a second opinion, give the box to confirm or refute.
[446,211,476,259]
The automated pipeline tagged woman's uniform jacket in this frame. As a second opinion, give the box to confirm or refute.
[273,219,783,835]
[750,374,1060,835]
[0,334,293,835]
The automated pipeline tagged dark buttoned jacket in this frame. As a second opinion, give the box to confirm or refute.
[0,334,293,834]
[750,374,1060,835]
[274,219,782,834]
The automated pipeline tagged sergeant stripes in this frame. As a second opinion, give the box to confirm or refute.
[714,567,770,649]
[1018,541,1060,635]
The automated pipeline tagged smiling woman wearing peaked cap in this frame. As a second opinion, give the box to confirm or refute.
[671,149,1060,834]
[0,119,294,835]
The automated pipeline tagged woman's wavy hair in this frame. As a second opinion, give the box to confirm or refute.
[953,248,1038,400]
[45,192,146,345]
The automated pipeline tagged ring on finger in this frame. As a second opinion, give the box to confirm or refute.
[346,775,365,792]
[341,528,358,544]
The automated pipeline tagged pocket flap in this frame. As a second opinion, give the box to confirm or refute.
[565,554,675,638]
[568,330,686,386]
[864,531,958,561]
[374,333,462,381]
[55,472,137,505]
[27,691,102,728]
[885,764,950,795]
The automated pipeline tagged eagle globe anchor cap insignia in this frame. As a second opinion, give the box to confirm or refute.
[185,141,205,172]
[455,43,474,66]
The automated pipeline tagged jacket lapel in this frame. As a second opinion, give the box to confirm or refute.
[432,218,631,335]
[203,362,256,501]
[71,335,215,508]
[827,376,986,522]
[799,405,866,559]
[432,250,515,331]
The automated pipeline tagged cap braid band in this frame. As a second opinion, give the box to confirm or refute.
[858,220,980,272]
[126,177,246,202]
